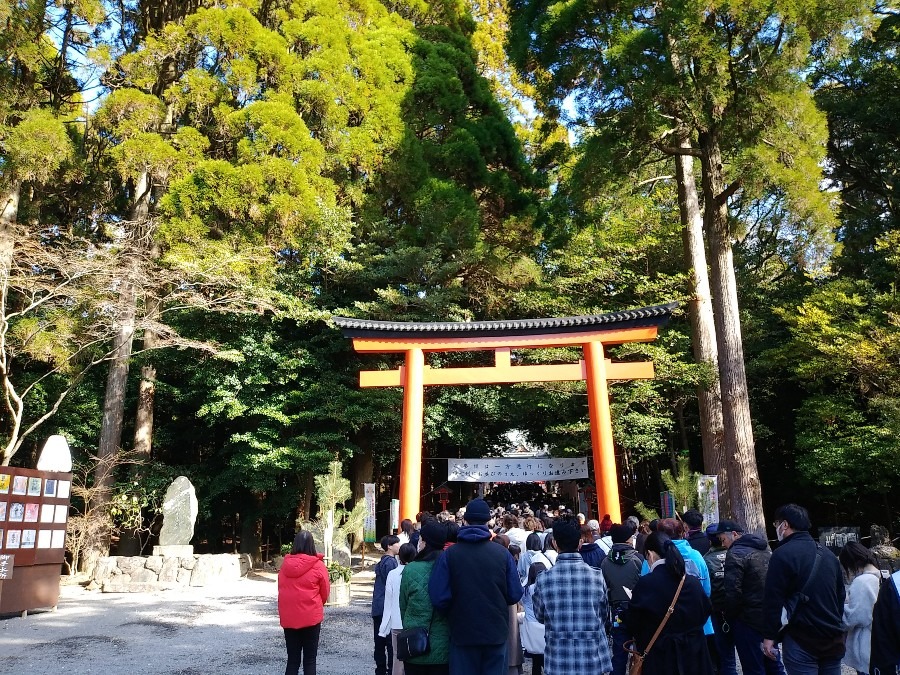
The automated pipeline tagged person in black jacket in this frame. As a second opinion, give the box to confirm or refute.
[870,568,900,675]
[762,504,846,674]
[684,509,711,555]
[601,523,645,675]
[624,531,714,675]
[372,534,400,675]
[718,521,785,675]
[704,524,736,675]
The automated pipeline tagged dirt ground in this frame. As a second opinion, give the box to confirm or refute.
[0,570,376,675]
[0,567,852,675]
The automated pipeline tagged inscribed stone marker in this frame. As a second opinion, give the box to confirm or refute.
[159,476,198,546]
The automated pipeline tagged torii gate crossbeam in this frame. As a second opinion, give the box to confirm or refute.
[334,303,677,523]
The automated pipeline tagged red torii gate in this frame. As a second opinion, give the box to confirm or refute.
[334,303,676,523]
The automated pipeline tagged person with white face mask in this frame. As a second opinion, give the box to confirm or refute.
[761,504,847,675]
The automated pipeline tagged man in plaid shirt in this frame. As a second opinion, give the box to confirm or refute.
[533,516,614,675]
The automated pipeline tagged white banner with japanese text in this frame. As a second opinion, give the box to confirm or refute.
[363,483,377,543]
[697,475,720,527]
[447,457,589,483]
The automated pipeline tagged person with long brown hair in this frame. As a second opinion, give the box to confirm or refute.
[839,541,881,675]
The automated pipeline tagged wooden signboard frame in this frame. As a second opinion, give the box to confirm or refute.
[0,466,72,615]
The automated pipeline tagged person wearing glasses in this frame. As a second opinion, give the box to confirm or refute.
[717,520,785,675]
[761,504,846,675]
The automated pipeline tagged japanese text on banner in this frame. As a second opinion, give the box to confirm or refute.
[447,457,588,483]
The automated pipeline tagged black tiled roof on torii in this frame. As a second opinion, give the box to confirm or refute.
[333,302,678,339]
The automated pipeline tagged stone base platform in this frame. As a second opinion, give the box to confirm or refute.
[93,553,252,593]
[152,545,195,557]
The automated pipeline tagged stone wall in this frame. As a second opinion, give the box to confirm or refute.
[93,553,252,592]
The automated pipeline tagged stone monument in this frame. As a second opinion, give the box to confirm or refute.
[871,523,900,574]
[152,476,198,557]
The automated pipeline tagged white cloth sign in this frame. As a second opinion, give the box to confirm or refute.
[447,457,589,483]
[697,475,719,527]
[363,483,377,543]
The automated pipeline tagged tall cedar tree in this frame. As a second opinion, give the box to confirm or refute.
[508,0,867,533]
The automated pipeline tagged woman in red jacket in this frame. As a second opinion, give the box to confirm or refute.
[278,530,330,675]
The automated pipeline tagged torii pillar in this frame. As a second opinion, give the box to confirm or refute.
[334,303,676,523]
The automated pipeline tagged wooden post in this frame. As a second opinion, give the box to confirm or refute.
[400,348,425,522]
[583,341,622,522]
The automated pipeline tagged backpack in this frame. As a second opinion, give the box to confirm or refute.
[601,551,642,629]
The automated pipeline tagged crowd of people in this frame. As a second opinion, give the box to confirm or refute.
[275,499,900,675]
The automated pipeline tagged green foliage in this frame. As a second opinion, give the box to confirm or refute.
[661,456,700,514]
[507,0,867,252]
[774,276,900,502]
[0,109,73,183]
[110,461,194,532]
[634,501,659,522]
[313,460,367,563]
[814,12,900,289]
[6,0,900,547]
[327,560,353,583]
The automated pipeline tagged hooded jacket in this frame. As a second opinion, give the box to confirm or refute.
[723,533,771,633]
[371,553,398,617]
[703,545,728,613]
[428,524,523,645]
[278,552,330,629]
[600,543,644,607]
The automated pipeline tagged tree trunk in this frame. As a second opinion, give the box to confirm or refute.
[84,172,150,572]
[0,182,21,466]
[240,508,263,565]
[117,320,158,556]
[699,130,766,535]
[132,328,158,461]
[300,470,314,523]
[673,138,731,516]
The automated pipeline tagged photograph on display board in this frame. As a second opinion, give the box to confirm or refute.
[51,529,64,548]
[40,504,54,523]
[57,480,71,499]
[44,479,57,497]
[24,503,39,522]
[0,529,3,546]
[37,529,51,548]
[54,504,68,523]
[27,477,42,496]
[21,529,36,548]
[0,474,9,493]
[0,501,6,521]
[9,502,24,522]
[12,476,27,495]
[6,529,21,548]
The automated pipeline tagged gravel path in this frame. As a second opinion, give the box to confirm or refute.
[0,571,374,675]
[0,570,853,675]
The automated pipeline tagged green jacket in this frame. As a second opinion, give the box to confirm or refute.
[399,559,450,665]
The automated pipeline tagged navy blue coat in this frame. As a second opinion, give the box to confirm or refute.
[579,541,606,569]
[428,525,523,646]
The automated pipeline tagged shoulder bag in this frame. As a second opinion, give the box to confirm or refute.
[778,544,824,641]
[624,574,686,675]
[396,610,434,661]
